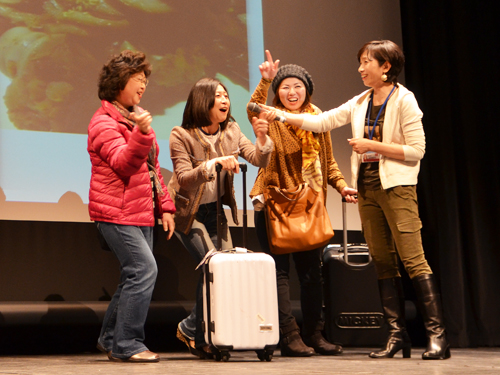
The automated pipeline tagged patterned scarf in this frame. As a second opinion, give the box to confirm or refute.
[112,101,165,198]
[283,104,323,191]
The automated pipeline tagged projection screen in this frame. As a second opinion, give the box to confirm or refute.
[0,0,403,230]
[0,0,267,222]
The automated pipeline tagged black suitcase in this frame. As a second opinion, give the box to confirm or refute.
[323,198,388,347]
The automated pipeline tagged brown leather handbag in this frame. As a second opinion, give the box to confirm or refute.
[263,183,334,254]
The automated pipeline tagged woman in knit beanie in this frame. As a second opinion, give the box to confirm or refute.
[247,50,357,357]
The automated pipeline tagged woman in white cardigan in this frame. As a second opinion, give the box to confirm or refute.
[264,40,450,360]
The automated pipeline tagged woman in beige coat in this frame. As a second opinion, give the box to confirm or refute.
[168,77,273,358]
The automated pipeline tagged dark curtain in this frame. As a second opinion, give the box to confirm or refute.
[400,1,499,347]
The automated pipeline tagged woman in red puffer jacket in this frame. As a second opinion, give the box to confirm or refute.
[87,50,175,363]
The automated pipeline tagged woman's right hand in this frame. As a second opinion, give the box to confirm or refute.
[130,110,152,134]
[258,104,284,122]
[214,155,240,173]
[251,111,270,146]
[259,50,280,80]
[258,103,305,128]
[341,187,358,203]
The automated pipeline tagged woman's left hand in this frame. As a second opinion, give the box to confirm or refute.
[251,111,270,146]
[341,187,358,203]
[162,212,175,240]
[259,50,280,80]
[348,138,374,154]
[130,110,152,134]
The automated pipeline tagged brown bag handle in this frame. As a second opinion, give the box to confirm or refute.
[269,183,308,202]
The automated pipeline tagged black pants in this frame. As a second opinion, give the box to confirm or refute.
[254,210,324,334]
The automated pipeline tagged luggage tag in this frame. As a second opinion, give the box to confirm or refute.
[362,151,381,163]
[234,247,248,253]
[257,313,274,332]
[196,248,217,270]
[195,247,251,270]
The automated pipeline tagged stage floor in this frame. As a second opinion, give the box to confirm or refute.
[1,347,499,375]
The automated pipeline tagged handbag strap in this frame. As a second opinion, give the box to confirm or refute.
[270,183,308,202]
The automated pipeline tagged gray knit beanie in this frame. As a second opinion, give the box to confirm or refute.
[271,64,314,96]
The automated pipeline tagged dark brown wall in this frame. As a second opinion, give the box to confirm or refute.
[0,0,400,303]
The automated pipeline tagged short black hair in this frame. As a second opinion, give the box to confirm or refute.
[357,40,405,84]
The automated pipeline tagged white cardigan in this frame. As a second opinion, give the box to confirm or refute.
[301,84,425,190]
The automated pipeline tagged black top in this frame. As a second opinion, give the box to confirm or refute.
[358,104,385,190]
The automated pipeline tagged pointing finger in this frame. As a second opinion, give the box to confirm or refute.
[265,49,273,64]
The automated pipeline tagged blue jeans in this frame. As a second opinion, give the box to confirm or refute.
[96,222,157,359]
[175,202,232,347]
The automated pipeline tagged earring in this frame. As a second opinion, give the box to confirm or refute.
[381,73,388,82]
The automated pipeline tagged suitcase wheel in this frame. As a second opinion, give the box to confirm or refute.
[256,349,273,362]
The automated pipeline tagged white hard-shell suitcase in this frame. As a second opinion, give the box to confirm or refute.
[201,163,279,362]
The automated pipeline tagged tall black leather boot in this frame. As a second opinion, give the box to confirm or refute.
[280,320,315,357]
[412,273,451,360]
[369,277,412,358]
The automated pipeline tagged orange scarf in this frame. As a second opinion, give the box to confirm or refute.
[282,104,320,168]
[282,104,323,190]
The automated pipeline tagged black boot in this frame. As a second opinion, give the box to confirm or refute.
[369,277,412,359]
[280,321,315,357]
[413,274,451,360]
[303,324,342,355]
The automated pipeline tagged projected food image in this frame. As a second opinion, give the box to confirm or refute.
[0,0,248,134]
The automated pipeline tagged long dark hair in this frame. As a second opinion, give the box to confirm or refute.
[357,40,405,85]
[98,50,151,102]
[181,78,233,130]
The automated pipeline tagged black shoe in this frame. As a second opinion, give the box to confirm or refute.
[303,332,342,356]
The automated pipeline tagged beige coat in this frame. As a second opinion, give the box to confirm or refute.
[301,84,425,189]
[168,122,272,235]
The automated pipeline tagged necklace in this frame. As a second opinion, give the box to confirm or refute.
[201,124,220,136]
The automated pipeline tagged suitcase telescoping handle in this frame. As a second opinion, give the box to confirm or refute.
[341,197,349,264]
[341,196,370,265]
[216,162,247,251]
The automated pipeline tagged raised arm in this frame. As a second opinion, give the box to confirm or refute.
[259,50,280,80]
[89,115,154,177]
[247,50,280,121]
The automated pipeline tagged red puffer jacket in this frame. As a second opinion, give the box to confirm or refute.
[87,100,175,226]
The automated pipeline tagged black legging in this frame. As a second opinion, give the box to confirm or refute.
[254,210,324,334]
